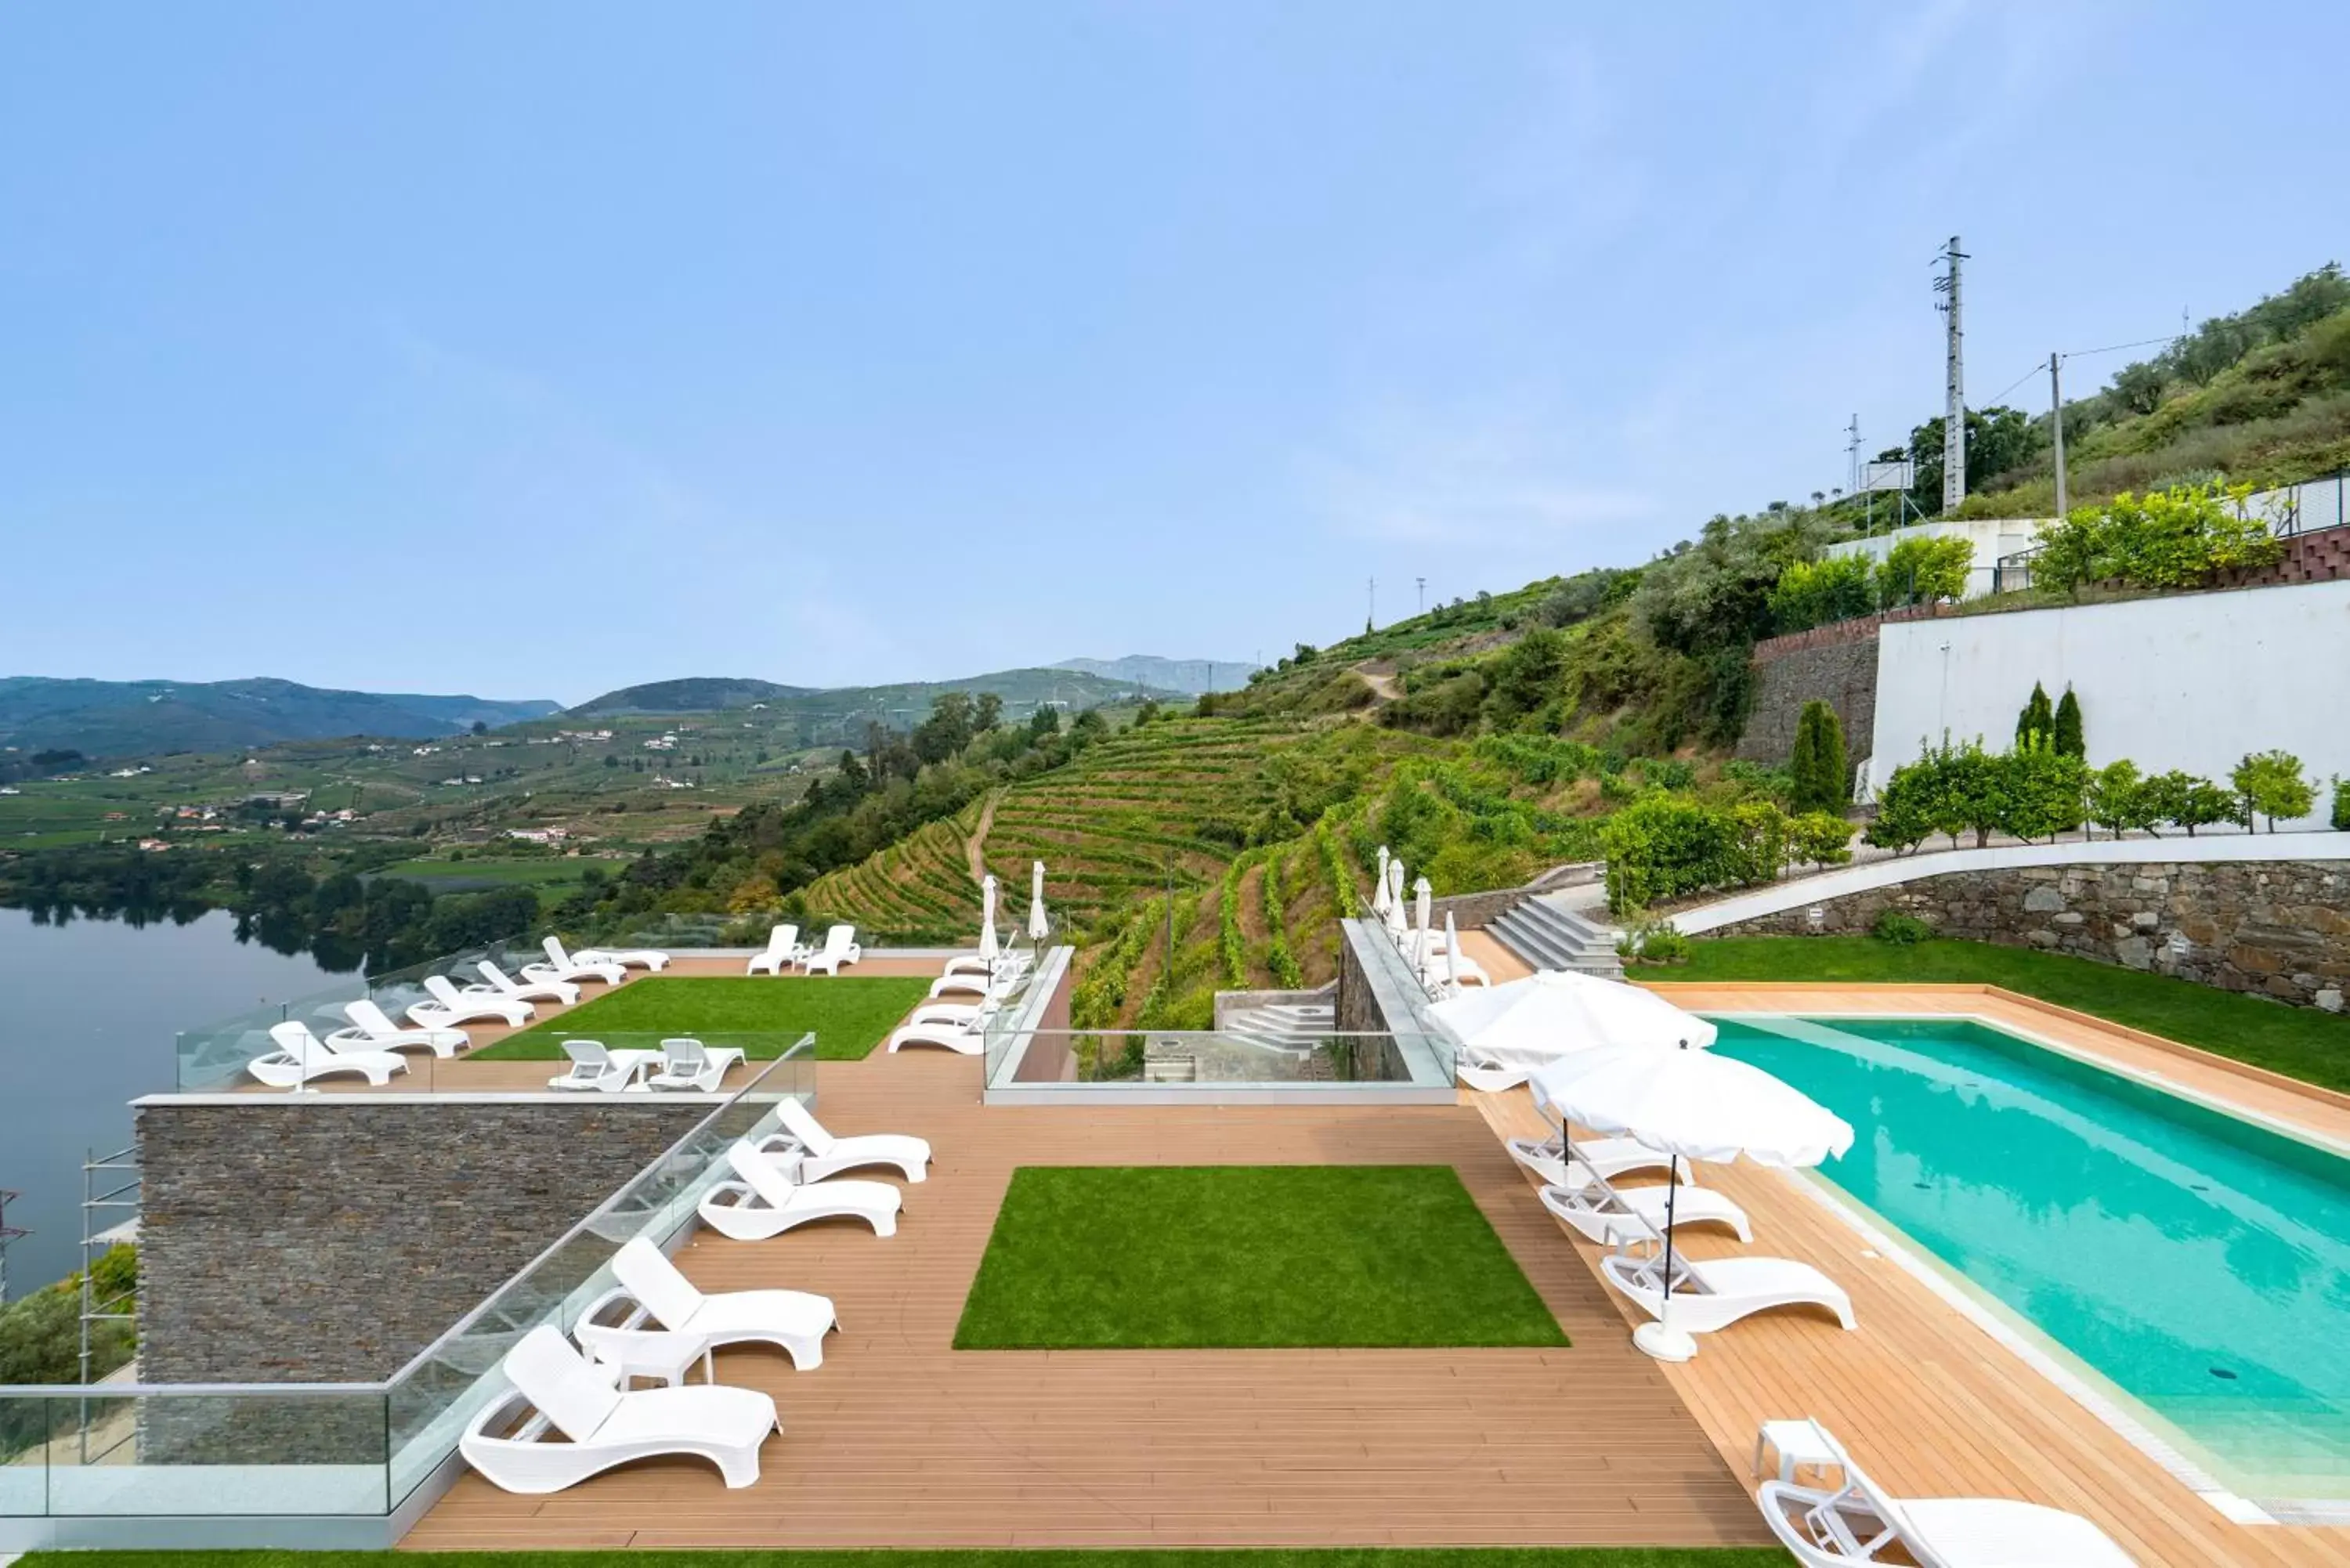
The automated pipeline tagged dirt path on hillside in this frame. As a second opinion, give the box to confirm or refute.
[1354,661,1402,702]
[964,788,1001,887]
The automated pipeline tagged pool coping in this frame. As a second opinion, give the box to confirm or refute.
[1704,1002,2350,1526]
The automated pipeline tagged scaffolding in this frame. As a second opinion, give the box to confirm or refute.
[80,1145,141,1387]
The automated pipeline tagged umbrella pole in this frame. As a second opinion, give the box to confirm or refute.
[1632,1175,1697,1361]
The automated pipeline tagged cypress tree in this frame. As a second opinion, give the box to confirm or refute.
[2053,686,2085,758]
[2015,681,2054,748]
[1791,699,1849,815]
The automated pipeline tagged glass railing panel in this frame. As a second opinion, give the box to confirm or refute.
[27,1388,387,1518]
[1,1395,49,1516]
[986,1030,1450,1089]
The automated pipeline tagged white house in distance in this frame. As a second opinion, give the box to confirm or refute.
[1824,516,2051,600]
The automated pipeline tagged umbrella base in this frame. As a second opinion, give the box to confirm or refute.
[1633,1321,1697,1362]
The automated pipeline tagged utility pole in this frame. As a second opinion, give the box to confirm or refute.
[1366,576,1376,632]
[1415,576,1426,617]
[0,1189,24,1304]
[1845,414,1862,499]
[1934,236,1969,515]
[2049,352,2068,520]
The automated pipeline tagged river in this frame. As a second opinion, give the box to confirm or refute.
[0,907,345,1295]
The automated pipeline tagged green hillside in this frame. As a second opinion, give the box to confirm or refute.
[0,676,559,757]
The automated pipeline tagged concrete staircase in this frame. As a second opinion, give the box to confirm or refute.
[1218,1001,1336,1055]
[1486,894,1624,978]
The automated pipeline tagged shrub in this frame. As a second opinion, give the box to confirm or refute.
[1729,800,1792,884]
[2335,775,2350,833]
[1864,764,1933,854]
[1768,555,1876,634]
[1601,793,1748,911]
[2037,481,2284,593]
[2137,769,2237,836]
[1788,810,1856,867]
[1789,700,1849,815]
[2087,759,2157,839]
[1871,908,1934,945]
[2014,681,2054,749]
[2232,749,2316,831]
[2001,737,2089,843]
[1877,533,1973,606]
[2053,687,2085,759]
[1620,917,1691,964]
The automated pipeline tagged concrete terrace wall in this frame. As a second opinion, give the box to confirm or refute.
[1868,579,2350,819]
[136,1099,709,1383]
[1679,833,2350,1011]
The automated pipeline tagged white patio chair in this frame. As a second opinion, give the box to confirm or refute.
[559,935,671,972]
[524,938,626,988]
[1599,1215,1854,1335]
[548,1040,655,1093]
[329,998,468,1058]
[746,924,806,976]
[457,1324,779,1494]
[409,973,533,1029]
[760,1097,930,1183]
[1756,1421,2137,1566]
[801,924,861,977]
[575,1237,836,1374]
[248,1021,408,1089]
[478,959,580,1007]
[1538,1161,1751,1245]
[696,1140,900,1240]
[645,1037,745,1093]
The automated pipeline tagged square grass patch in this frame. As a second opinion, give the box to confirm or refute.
[954,1165,1567,1349]
[472,975,932,1061]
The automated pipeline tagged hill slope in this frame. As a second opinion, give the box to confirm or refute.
[1051,655,1257,695]
[570,667,1185,743]
[0,677,559,756]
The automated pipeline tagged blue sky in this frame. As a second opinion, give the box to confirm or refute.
[4,2,2344,706]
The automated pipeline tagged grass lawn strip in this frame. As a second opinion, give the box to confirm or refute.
[23,1552,1790,1568]
[473,975,933,1062]
[1673,936,2350,1094]
[954,1165,1568,1349]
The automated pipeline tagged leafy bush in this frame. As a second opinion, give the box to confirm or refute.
[2053,687,2085,758]
[1768,554,1876,634]
[1619,917,1691,964]
[1789,700,1849,815]
[1601,793,1748,911]
[2001,736,2089,843]
[2233,749,2316,831]
[2087,760,2157,838]
[1788,810,1856,867]
[2035,481,2284,594]
[1871,908,1934,945]
[2138,769,2236,836]
[2335,775,2350,833]
[1877,533,1974,606]
[2014,682,2054,749]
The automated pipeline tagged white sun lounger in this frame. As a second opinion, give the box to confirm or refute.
[1599,1224,1854,1335]
[1506,1128,1691,1187]
[645,1037,746,1093]
[696,1140,901,1241]
[1455,1046,1536,1092]
[410,973,533,1029]
[889,1007,992,1054]
[1538,1162,1750,1245]
[927,967,1021,1002]
[746,924,806,976]
[524,938,627,988]
[558,935,670,973]
[330,998,468,1058]
[942,948,1031,980]
[548,1040,656,1093]
[801,925,862,977]
[458,1324,780,1494]
[762,1097,930,1183]
[575,1237,837,1375]
[248,1021,410,1089]
[478,959,580,1007]
[1756,1420,2137,1566]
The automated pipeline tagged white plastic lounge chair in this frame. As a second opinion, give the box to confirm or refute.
[763,1097,930,1183]
[696,1140,901,1240]
[479,959,580,1007]
[801,924,862,977]
[927,967,1021,1002]
[548,1040,656,1093]
[1456,1046,1532,1092]
[942,947,1032,979]
[410,972,533,1029]
[555,935,670,973]
[1507,1128,1691,1187]
[1538,1163,1750,1245]
[248,1021,409,1089]
[524,938,626,988]
[745,923,805,976]
[330,998,468,1058]
[1756,1421,2137,1566]
[458,1324,779,1494]
[1599,1222,1854,1336]
[645,1037,746,1093]
[576,1237,837,1375]
[889,1007,992,1054]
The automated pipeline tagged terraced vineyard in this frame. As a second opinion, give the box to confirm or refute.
[798,795,988,943]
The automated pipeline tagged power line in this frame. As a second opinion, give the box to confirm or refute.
[2062,332,2182,361]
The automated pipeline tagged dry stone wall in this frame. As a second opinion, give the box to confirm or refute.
[1737,636,1878,770]
[1713,858,2350,1011]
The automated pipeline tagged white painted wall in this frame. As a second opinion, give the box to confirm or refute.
[1824,517,2049,598]
[1867,580,2350,826]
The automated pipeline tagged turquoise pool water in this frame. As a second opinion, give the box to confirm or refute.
[1712,1015,2350,1504]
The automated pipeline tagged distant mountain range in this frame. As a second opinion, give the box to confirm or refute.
[0,677,561,757]
[572,667,1185,725]
[1051,655,1257,695]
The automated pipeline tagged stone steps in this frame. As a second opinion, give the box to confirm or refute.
[1487,896,1624,978]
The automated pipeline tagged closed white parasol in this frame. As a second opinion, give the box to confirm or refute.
[1371,846,1393,918]
[976,873,1000,963]
[1532,1042,1853,1360]
[1026,861,1050,947]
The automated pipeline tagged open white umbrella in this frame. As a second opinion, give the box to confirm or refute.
[1372,847,1394,918]
[976,874,1000,964]
[1026,861,1050,948]
[1430,970,1716,1074]
[1533,1042,1853,1361]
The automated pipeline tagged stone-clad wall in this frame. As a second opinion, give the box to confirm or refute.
[1737,636,1878,770]
[138,1100,710,1384]
[1713,858,2350,1011]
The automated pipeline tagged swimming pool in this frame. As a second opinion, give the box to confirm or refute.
[1711,1014,2350,1509]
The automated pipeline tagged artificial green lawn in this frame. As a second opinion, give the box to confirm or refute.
[953,1166,1568,1349]
[1670,937,2350,1094]
[472,975,933,1062]
[22,1551,1791,1567]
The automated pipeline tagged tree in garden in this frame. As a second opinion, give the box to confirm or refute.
[1878,534,1974,607]
[2052,687,2084,758]
[2336,775,2350,833]
[2232,750,2316,832]
[1768,555,1875,634]
[1788,811,1856,868]
[2136,770,2237,836]
[1925,739,2006,850]
[2035,482,2284,595]
[1864,760,1934,854]
[2000,737,2088,843]
[2087,760,2157,839]
[1788,700,1849,815]
[2014,683,2055,748]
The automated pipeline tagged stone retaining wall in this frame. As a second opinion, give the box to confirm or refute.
[1713,858,2349,1010]
[1737,635,1878,769]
